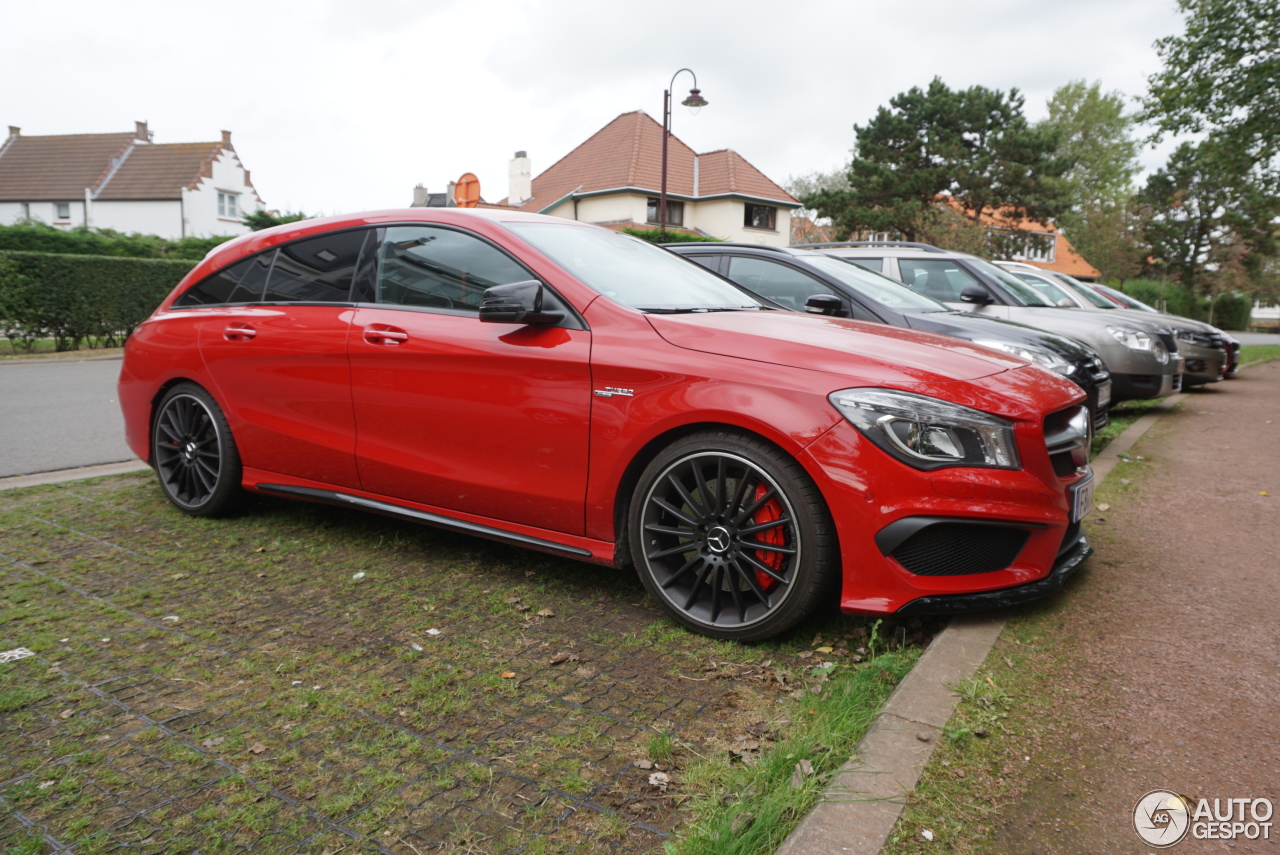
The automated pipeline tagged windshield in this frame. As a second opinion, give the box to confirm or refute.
[806,254,948,311]
[965,258,1056,307]
[506,223,764,311]
[1096,284,1160,312]
[1052,275,1118,309]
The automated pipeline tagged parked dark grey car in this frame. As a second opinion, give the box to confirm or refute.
[666,242,1112,428]
[795,242,1183,403]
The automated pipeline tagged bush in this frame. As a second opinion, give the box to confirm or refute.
[1108,278,1252,330]
[1208,293,1251,331]
[621,226,723,244]
[0,251,195,351]
[0,221,232,260]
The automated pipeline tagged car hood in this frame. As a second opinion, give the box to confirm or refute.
[647,311,1026,383]
[903,311,1097,362]
[1012,306,1172,336]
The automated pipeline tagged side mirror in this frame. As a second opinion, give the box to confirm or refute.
[479,280,564,325]
[959,286,993,305]
[804,294,843,316]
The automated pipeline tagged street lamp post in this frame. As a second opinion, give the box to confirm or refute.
[660,69,709,241]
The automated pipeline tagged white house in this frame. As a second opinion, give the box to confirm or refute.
[494,112,801,245]
[0,122,264,239]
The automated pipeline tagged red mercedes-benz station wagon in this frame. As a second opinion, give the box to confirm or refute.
[119,209,1095,640]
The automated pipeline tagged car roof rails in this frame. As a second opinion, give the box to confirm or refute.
[791,241,945,253]
[660,242,792,252]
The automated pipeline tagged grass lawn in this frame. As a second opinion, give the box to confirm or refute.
[1239,343,1280,365]
[0,474,932,854]
[0,340,122,360]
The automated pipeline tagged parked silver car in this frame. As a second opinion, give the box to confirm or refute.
[996,262,1226,387]
[796,242,1183,403]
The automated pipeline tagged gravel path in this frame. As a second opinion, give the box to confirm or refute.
[986,361,1280,853]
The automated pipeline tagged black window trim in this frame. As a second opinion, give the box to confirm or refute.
[724,252,888,323]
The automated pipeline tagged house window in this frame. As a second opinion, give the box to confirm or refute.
[218,191,239,219]
[646,197,684,227]
[55,203,70,220]
[744,204,777,231]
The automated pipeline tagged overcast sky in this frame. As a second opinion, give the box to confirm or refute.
[0,0,1187,216]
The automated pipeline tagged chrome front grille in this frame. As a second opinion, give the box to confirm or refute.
[1045,404,1090,476]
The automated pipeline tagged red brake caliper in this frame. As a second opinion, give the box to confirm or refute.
[751,484,785,592]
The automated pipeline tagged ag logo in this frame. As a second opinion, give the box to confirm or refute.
[1134,790,1191,847]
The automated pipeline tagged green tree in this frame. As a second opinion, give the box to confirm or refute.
[1143,0,1280,175]
[242,209,311,231]
[804,78,1070,241]
[1137,141,1280,291]
[1038,80,1140,221]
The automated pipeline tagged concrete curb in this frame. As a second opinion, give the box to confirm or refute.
[0,353,124,366]
[0,459,151,491]
[774,393,1188,855]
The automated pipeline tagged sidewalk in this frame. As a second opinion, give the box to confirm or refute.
[986,361,1280,852]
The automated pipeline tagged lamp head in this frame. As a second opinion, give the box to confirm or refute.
[681,88,708,115]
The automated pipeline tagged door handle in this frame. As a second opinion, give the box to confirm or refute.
[363,325,409,346]
[223,324,256,341]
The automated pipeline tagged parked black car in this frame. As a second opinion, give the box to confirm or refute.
[666,242,1112,429]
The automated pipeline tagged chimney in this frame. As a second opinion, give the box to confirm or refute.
[135,121,149,142]
[509,151,532,206]
[221,130,233,148]
[7,126,19,139]
[446,181,457,207]
[411,184,428,207]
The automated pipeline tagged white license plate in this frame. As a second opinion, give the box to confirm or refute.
[1096,380,1112,409]
[1069,475,1095,523]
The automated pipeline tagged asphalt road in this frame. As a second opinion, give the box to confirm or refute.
[0,357,135,477]
[1234,331,1280,346]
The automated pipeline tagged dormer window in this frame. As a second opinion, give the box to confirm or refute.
[218,191,239,219]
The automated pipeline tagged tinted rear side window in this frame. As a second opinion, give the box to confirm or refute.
[727,256,840,310]
[264,230,366,303]
[174,253,266,307]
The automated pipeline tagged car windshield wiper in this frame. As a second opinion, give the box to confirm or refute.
[638,306,766,313]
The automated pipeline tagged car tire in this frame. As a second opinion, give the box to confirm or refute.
[628,430,837,641]
[151,382,254,517]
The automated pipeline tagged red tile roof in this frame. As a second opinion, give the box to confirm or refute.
[96,142,224,200]
[499,111,798,211]
[0,128,262,204]
[938,196,1102,279]
[0,132,134,201]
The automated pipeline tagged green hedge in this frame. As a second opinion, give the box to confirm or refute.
[0,251,195,351]
[621,226,723,244]
[0,221,231,260]
[1109,279,1252,331]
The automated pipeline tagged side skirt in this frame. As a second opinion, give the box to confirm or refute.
[256,483,594,558]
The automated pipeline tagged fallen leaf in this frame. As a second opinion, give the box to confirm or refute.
[922,829,935,841]
[201,736,225,748]
[38,781,55,790]
[425,628,442,636]
[504,596,522,604]
[634,759,653,770]
[648,771,671,791]
[514,604,531,612]
[161,615,180,622]
[549,651,579,665]
[1261,491,1270,497]
[409,642,423,652]
[501,672,516,679]
[815,646,834,654]
[351,572,366,581]
[248,742,268,755]
[796,651,813,660]
[170,573,189,580]
[1096,503,1110,512]
[789,759,814,789]
[58,709,74,719]
[536,609,554,618]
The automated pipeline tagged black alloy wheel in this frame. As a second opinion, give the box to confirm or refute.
[152,383,252,517]
[630,432,836,641]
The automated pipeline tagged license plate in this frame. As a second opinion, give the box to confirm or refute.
[1096,380,1112,409]
[1069,474,1095,523]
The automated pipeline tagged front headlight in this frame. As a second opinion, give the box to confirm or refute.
[972,340,1073,376]
[829,388,1021,470]
[1106,325,1153,351]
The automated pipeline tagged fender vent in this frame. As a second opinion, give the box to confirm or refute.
[891,523,1029,576]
